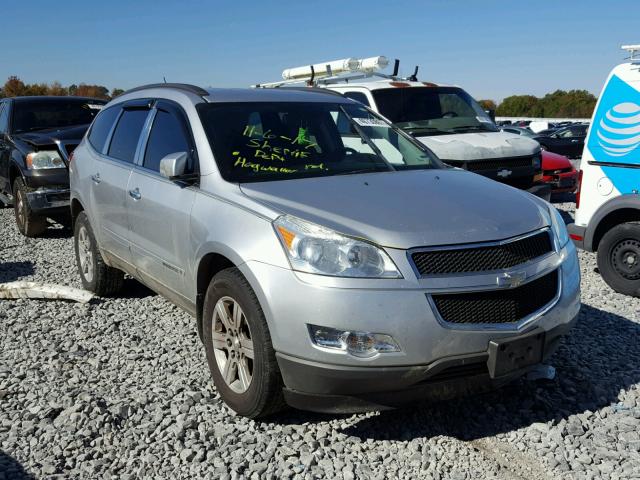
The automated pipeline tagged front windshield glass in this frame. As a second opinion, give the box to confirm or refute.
[197,102,441,183]
[372,87,498,135]
[12,99,105,133]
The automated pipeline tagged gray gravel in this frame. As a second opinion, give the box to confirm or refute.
[1,199,640,480]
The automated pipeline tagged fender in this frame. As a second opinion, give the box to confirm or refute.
[584,194,640,251]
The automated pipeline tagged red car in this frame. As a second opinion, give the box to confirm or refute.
[541,151,577,193]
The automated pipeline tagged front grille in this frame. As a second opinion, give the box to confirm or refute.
[447,156,533,172]
[411,231,553,276]
[431,270,559,325]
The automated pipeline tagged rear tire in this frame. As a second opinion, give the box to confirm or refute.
[597,223,640,297]
[202,267,285,418]
[13,178,47,237]
[74,211,124,296]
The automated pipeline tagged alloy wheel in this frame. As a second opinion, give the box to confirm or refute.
[212,296,254,393]
[77,226,95,283]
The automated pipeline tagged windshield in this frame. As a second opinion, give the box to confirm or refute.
[372,87,498,135]
[12,99,105,133]
[197,102,441,183]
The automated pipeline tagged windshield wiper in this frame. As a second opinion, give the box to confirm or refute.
[402,126,454,136]
[333,166,391,176]
[450,125,496,133]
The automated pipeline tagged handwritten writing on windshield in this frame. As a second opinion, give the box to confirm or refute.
[232,125,327,174]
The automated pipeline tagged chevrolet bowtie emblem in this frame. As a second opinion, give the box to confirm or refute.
[497,169,513,178]
[497,271,527,288]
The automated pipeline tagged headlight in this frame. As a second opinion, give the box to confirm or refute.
[274,215,401,278]
[26,151,64,170]
[548,205,569,249]
[532,154,542,170]
[308,324,400,358]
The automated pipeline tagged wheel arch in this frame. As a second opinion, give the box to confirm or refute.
[70,197,85,229]
[587,195,640,252]
[195,251,239,340]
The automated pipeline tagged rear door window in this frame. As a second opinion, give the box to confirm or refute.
[88,106,121,153]
[143,108,192,173]
[108,109,150,163]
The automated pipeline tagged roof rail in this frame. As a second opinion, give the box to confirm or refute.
[122,83,209,97]
[274,86,346,97]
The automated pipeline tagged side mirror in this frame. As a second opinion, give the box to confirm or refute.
[159,152,188,179]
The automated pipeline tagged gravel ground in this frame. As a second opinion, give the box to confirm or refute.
[1,198,640,480]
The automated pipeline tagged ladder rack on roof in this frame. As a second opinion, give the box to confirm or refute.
[253,56,420,88]
[622,44,640,63]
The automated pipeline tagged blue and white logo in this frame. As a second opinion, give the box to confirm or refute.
[589,75,640,165]
[596,102,640,157]
[589,74,640,193]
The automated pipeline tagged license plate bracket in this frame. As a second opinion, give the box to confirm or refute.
[487,329,545,378]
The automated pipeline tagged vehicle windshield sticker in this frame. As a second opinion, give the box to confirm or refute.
[353,117,390,128]
[476,115,492,123]
[86,104,104,110]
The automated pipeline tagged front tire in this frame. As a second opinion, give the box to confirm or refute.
[202,268,285,418]
[74,211,124,296]
[13,178,46,237]
[597,223,640,297]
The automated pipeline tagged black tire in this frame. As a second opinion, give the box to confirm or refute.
[73,211,124,296]
[597,222,640,297]
[202,267,285,418]
[13,178,47,237]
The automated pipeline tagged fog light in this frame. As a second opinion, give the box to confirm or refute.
[307,325,400,358]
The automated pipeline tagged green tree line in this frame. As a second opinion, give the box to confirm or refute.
[0,76,124,100]
[479,89,597,118]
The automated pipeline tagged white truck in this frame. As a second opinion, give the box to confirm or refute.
[568,45,640,297]
[256,56,550,200]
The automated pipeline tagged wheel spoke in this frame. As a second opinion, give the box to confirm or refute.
[212,331,227,350]
[238,360,251,390]
[239,336,254,360]
[224,360,237,385]
[215,302,232,329]
[232,302,242,329]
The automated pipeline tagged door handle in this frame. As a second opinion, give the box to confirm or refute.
[129,188,141,200]
[91,173,101,184]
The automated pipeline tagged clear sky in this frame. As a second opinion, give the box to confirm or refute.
[2,0,639,101]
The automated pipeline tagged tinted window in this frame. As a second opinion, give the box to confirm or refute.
[12,99,105,133]
[88,106,121,153]
[108,109,149,162]
[0,103,9,133]
[143,110,191,172]
[344,92,370,106]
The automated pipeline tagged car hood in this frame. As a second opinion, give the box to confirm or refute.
[15,125,90,147]
[240,169,549,249]
[542,151,573,170]
[415,131,539,161]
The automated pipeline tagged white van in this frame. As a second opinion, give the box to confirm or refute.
[569,45,640,296]
[256,56,550,199]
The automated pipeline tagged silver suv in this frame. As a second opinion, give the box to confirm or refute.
[69,83,581,418]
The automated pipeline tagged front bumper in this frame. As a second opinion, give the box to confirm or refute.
[278,317,577,413]
[567,223,586,250]
[239,241,581,412]
[26,187,70,214]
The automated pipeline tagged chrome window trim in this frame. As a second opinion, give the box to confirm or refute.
[426,267,562,332]
[407,227,553,279]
